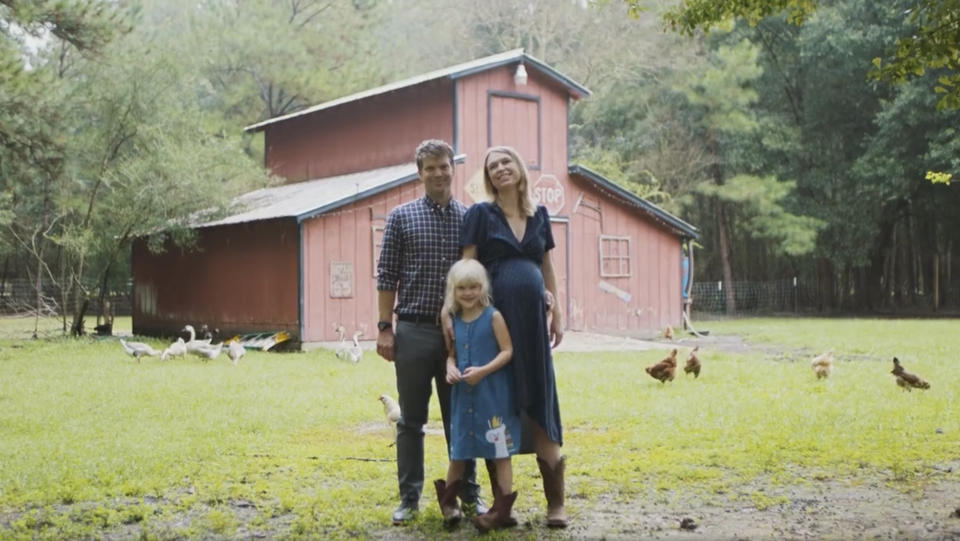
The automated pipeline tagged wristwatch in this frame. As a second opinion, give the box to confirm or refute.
[377,320,392,332]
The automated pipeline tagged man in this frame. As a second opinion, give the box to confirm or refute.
[376,139,484,525]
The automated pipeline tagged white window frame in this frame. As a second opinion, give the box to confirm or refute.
[371,225,385,278]
[599,235,632,278]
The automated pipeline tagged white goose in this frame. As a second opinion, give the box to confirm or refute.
[227,340,245,365]
[182,324,212,353]
[334,326,350,361]
[160,337,188,361]
[191,341,223,362]
[347,330,363,363]
[120,339,161,362]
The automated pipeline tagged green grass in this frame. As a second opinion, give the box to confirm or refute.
[0,317,957,539]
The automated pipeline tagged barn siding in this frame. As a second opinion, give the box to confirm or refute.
[264,80,454,183]
[132,219,299,337]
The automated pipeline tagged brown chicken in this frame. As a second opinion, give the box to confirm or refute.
[664,325,675,340]
[891,357,930,391]
[646,348,678,383]
[810,350,834,379]
[684,347,701,378]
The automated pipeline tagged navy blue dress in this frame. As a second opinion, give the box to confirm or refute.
[461,202,562,448]
[449,306,521,460]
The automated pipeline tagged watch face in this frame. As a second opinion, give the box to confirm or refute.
[378,321,391,331]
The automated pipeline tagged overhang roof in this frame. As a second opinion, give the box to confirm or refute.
[197,156,464,229]
[569,164,699,240]
[244,49,591,133]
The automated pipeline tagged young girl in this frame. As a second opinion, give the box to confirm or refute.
[434,258,520,531]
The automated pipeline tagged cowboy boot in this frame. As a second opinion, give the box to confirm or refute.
[433,479,462,526]
[472,490,518,533]
[537,455,568,528]
[485,459,517,527]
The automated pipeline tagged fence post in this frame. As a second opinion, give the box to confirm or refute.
[793,276,798,313]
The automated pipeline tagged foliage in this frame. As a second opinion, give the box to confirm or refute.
[0,318,957,538]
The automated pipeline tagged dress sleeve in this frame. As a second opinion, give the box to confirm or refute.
[539,205,555,252]
[461,203,487,249]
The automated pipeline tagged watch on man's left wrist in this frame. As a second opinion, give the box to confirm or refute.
[377,320,392,332]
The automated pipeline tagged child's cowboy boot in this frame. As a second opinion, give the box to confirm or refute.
[484,459,517,527]
[472,490,518,533]
[433,479,462,527]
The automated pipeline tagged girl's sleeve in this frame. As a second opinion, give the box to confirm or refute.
[461,203,487,249]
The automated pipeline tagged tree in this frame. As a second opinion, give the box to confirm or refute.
[634,0,960,110]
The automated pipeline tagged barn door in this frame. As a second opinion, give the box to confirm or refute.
[487,91,540,168]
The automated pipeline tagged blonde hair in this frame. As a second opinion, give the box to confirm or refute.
[482,146,536,217]
[444,259,492,314]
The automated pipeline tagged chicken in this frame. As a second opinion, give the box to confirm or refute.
[645,348,678,383]
[684,347,701,378]
[664,325,675,340]
[347,331,363,363]
[378,394,401,425]
[227,340,245,365]
[120,339,160,362]
[160,337,188,361]
[891,357,930,391]
[810,350,834,379]
[334,326,350,361]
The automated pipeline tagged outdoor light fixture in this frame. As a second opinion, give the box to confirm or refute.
[514,63,528,85]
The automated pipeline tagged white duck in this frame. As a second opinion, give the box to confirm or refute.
[182,324,212,353]
[160,337,188,361]
[120,339,160,362]
[347,330,363,363]
[227,340,245,365]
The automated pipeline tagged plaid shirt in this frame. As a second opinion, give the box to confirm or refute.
[376,195,467,318]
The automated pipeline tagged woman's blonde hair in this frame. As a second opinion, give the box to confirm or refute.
[482,146,536,217]
[444,259,492,314]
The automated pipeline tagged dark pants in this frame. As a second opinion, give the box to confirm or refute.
[394,321,479,506]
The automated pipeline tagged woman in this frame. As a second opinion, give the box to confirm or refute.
[459,146,567,528]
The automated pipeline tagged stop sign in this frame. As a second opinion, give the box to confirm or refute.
[532,174,565,215]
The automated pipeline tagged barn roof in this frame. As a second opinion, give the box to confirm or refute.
[197,156,464,228]
[244,49,591,133]
[569,164,699,240]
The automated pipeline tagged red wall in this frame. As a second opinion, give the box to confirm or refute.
[264,80,454,182]
[132,219,299,337]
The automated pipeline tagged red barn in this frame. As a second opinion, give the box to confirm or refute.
[132,50,698,344]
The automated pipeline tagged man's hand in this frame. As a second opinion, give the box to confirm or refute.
[376,328,395,362]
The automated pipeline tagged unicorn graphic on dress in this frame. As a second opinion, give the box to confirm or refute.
[485,416,514,458]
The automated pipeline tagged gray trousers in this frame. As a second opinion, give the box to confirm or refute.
[394,321,479,506]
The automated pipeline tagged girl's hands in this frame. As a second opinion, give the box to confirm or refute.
[445,358,461,384]
[461,366,486,386]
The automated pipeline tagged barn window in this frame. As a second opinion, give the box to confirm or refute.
[371,225,385,278]
[599,235,631,277]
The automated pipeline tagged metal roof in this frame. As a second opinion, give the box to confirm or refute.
[244,49,591,133]
[568,164,699,240]
[197,162,418,228]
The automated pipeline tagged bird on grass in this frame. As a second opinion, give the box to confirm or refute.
[227,339,245,365]
[182,325,212,353]
[663,325,675,341]
[646,348,678,384]
[684,347,701,378]
[891,357,930,391]
[191,342,223,362]
[334,326,350,361]
[378,394,401,426]
[120,339,160,362]
[347,331,363,363]
[811,351,834,379]
[160,337,187,361]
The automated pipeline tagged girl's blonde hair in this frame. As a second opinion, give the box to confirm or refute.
[482,146,536,218]
[444,259,492,314]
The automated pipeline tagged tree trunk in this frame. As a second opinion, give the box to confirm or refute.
[716,200,736,314]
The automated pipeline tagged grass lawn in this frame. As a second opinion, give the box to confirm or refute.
[0,317,957,539]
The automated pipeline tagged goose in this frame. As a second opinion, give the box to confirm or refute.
[347,330,363,363]
[191,341,223,362]
[182,325,212,353]
[160,337,188,361]
[227,340,245,365]
[120,339,160,362]
[334,326,350,361]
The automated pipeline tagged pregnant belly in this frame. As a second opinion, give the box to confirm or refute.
[491,258,544,302]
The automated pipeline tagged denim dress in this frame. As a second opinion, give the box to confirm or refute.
[448,306,521,460]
